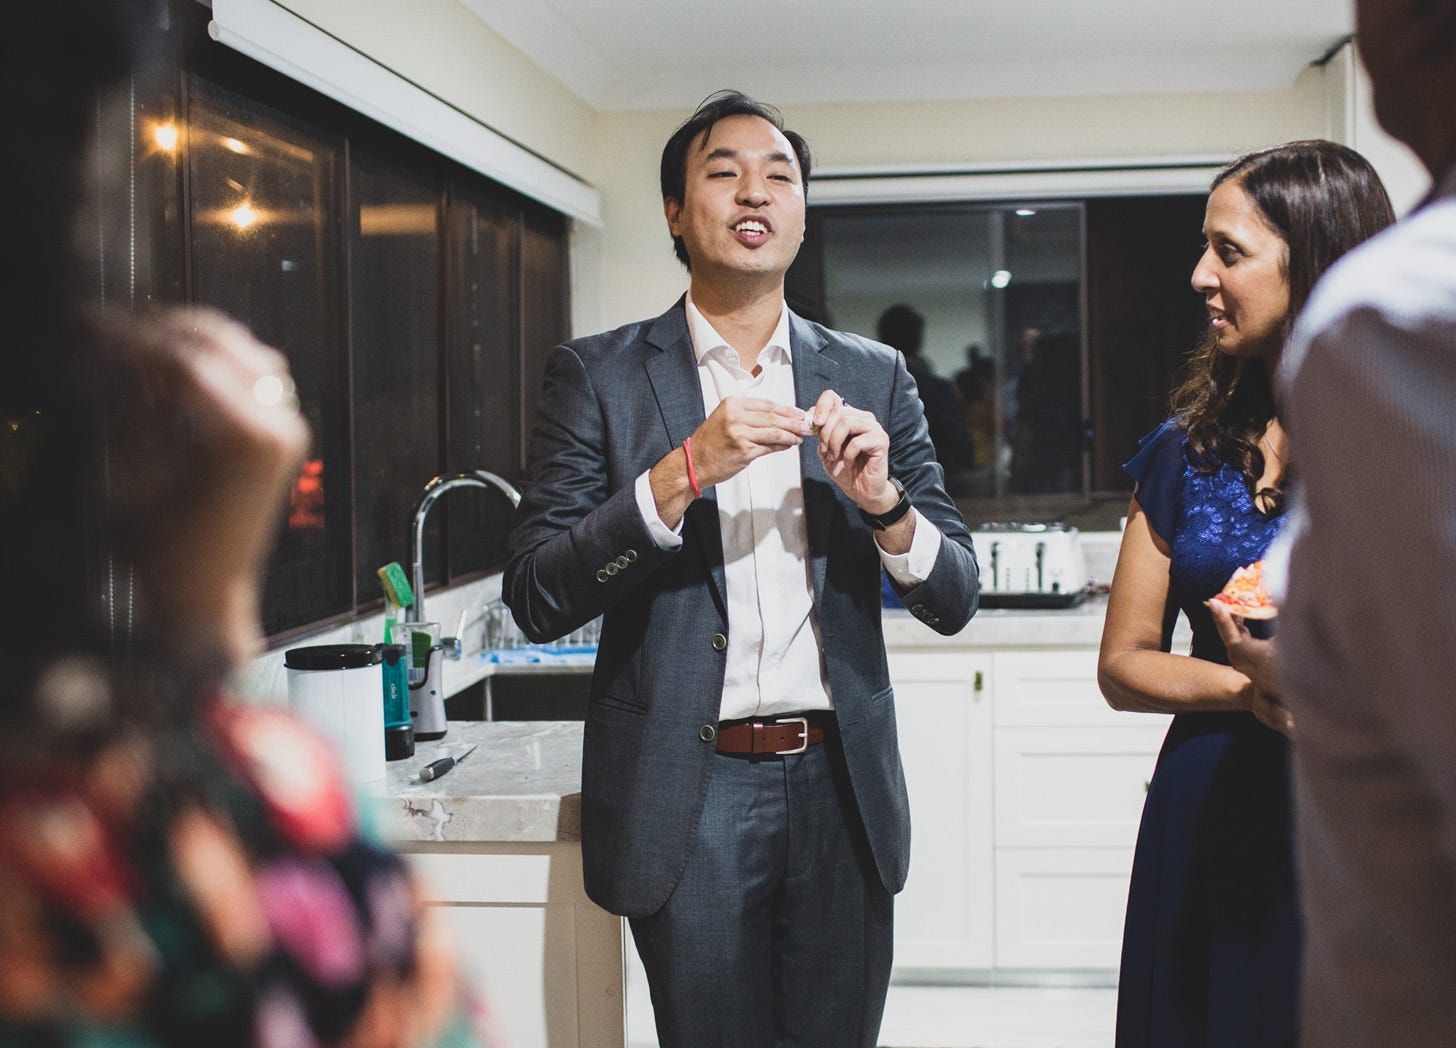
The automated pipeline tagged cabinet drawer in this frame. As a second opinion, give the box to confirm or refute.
[889,651,995,971]
[994,847,1135,970]
[994,725,1166,848]
[994,649,1129,726]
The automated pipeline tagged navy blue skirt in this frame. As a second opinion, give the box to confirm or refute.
[1115,711,1302,1047]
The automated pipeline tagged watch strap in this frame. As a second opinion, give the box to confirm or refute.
[859,478,911,530]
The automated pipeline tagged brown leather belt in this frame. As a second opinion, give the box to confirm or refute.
[714,712,836,756]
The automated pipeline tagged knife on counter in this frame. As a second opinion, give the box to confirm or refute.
[417,742,479,783]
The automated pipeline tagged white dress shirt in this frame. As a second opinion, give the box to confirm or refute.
[633,296,942,721]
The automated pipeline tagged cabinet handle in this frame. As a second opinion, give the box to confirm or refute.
[973,670,984,695]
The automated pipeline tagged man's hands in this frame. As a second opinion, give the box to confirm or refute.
[687,396,810,490]
[808,390,897,514]
[649,396,809,528]
[648,390,912,553]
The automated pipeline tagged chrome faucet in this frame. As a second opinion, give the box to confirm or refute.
[408,470,522,629]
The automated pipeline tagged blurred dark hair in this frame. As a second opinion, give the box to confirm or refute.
[1171,139,1395,514]
[876,303,925,355]
[659,89,812,270]
[0,0,163,714]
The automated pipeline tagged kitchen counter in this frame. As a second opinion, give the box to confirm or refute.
[376,720,622,1048]
[377,720,583,843]
[377,598,1117,847]
[885,593,1111,649]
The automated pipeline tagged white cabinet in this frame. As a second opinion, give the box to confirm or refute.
[890,650,996,972]
[887,640,1169,976]
[403,843,626,1048]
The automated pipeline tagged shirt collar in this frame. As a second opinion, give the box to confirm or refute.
[684,293,792,367]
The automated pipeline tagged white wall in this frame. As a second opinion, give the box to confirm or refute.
[1321,40,1430,215]
[581,70,1331,335]
[274,0,596,180]
[256,5,1366,344]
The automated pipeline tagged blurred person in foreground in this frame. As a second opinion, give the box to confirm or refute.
[1098,141,1392,1048]
[0,2,497,1044]
[1268,1,1456,1042]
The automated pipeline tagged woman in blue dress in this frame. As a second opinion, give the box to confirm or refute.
[1098,141,1394,1047]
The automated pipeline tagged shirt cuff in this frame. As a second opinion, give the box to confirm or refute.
[635,470,684,550]
[877,507,942,587]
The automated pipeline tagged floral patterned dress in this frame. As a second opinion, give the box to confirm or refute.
[0,664,506,1048]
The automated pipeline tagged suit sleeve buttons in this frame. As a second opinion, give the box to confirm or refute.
[595,569,609,583]
[909,604,941,627]
[710,633,728,652]
[615,555,630,569]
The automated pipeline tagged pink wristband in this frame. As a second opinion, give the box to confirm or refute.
[682,438,702,499]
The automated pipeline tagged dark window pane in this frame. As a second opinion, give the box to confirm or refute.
[445,186,519,579]
[186,74,350,633]
[1085,195,1207,491]
[1002,206,1085,497]
[350,140,441,603]
[520,204,570,477]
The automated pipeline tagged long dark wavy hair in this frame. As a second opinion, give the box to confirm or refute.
[1170,140,1395,514]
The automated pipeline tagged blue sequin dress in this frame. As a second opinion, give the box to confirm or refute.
[1114,419,1300,1048]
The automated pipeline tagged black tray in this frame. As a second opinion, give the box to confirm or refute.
[979,591,1088,610]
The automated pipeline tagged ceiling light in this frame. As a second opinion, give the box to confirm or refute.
[990,270,1012,289]
[1015,208,1037,217]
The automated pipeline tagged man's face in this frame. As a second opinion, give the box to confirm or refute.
[664,114,806,287]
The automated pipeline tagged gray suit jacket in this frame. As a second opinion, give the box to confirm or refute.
[503,299,979,917]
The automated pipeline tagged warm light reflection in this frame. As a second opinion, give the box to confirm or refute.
[230,203,260,230]
[289,459,325,530]
[152,122,178,152]
[359,203,438,236]
[221,136,250,155]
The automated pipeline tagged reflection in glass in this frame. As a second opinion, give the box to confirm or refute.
[802,205,1086,501]
[187,74,349,633]
[350,141,440,603]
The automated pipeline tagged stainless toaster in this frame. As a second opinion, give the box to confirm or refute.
[974,523,1089,608]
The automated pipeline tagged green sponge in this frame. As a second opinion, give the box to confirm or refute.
[377,561,415,611]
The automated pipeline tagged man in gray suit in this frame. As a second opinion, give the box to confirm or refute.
[503,90,979,1047]
[1276,1,1456,1043]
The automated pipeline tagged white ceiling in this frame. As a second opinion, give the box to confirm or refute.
[460,0,1353,112]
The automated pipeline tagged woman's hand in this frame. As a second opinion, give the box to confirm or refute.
[1209,600,1294,737]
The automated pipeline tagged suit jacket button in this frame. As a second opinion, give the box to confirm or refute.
[710,633,728,652]
[624,548,638,562]
[605,562,619,576]
[595,569,609,583]
[699,724,717,743]
[615,555,630,569]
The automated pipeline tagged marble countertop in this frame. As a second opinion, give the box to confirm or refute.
[375,720,584,844]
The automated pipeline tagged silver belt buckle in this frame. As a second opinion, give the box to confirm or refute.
[773,715,810,755]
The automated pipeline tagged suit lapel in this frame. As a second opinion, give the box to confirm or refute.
[790,312,839,605]
[643,299,727,614]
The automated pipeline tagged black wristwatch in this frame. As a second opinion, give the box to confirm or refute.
[858,478,912,530]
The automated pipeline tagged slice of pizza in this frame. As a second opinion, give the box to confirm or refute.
[1208,559,1278,619]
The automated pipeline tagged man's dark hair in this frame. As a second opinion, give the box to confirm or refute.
[876,303,925,355]
[659,89,812,270]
